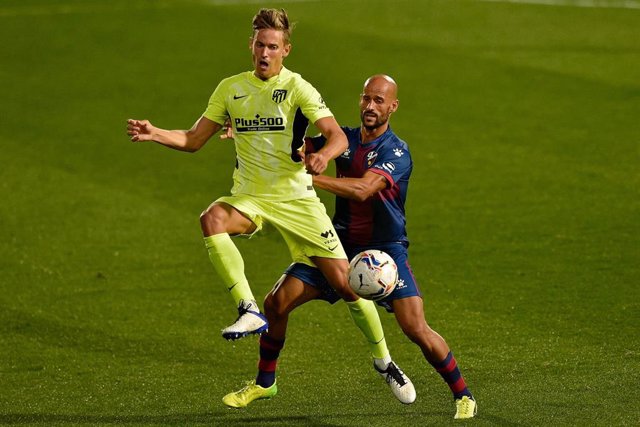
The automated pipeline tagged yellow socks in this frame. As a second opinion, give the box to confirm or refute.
[346,298,389,360]
[204,233,255,305]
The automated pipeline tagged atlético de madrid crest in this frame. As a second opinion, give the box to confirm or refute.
[272,89,287,103]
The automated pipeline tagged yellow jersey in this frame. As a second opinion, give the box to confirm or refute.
[203,67,333,201]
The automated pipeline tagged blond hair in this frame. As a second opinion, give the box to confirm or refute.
[252,8,293,43]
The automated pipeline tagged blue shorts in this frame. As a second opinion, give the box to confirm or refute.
[285,243,422,313]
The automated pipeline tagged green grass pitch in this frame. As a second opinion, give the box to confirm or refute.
[1,0,638,425]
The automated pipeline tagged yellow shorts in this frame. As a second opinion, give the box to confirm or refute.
[214,194,347,267]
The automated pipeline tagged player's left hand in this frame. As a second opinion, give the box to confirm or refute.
[219,118,234,140]
[304,152,328,175]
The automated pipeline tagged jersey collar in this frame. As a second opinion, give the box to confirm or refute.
[249,66,290,87]
[360,126,393,146]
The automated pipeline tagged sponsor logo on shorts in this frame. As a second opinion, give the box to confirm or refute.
[320,229,339,251]
[321,230,334,239]
[393,148,404,157]
[396,278,406,290]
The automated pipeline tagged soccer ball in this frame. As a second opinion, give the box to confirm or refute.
[348,250,398,301]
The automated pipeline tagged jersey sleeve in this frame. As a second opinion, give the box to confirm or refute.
[369,144,412,188]
[295,79,333,124]
[202,80,228,126]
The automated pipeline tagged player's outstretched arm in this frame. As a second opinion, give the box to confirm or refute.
[126,116,222,152]
[313,171,387,202]
[304,116,347,175]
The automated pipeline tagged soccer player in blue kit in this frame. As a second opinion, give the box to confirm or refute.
[223,75,477,419]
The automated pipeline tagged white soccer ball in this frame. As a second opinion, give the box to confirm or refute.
[348,250,398,301]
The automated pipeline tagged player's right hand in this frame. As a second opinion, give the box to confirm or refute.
[127,119,155,142]
[304,152,328,175]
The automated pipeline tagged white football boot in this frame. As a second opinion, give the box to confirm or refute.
[221,300,268,341]
[374,360,416,404]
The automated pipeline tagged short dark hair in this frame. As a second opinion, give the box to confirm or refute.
[252,8,293,43]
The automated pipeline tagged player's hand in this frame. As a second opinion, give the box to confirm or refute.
[305,152,328,175]
[127,119,155,142]
[219,118,234,140]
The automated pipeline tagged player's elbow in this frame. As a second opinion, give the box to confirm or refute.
[352,193,369,202]
[337,135,348,154]
[184,134,207,152]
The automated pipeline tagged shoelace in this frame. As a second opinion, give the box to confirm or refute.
[233,301,253,321]
[457,397,473,414]
[238,381,255,394]
[383,363,407,387]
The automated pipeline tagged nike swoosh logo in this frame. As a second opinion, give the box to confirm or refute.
[233,94,248,100]
[227,282,239,291]
[329,245,339,251]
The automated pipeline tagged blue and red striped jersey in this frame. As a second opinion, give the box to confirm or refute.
[310,126,412,247]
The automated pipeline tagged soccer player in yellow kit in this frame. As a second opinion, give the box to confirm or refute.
[127,8,412,400]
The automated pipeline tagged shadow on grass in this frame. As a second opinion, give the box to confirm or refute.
[0,412,342,426]
[0,410,526,426]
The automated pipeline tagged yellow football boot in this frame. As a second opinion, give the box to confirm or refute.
[454,396,477,419]
[222,380,277,408]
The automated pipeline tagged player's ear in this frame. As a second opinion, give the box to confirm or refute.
[283,43,291,58]
[391,99,399,113]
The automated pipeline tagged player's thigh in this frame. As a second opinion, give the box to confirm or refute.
[391,296,428,333]
[267,197,346,264]
[202,196,262,236]
[266,272,323,317]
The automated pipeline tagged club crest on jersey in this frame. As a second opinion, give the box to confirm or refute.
[272,89,288,103]
[366,151,378,166]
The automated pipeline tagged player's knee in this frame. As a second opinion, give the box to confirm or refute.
[199,205,227,234]
[313,260,355,301]
[264,292,288,320]
[401,321,430,345]
[335,285,358,302]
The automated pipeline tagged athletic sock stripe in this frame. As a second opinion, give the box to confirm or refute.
[444,369,462,385]
[260,335,285,350]
[436,356,457,374]
[258,359,278,372]
[450,377,468,394]
[260,340,284,352]
[432,352,453,369]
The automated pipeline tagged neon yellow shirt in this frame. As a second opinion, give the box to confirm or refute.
[203,67,333,200]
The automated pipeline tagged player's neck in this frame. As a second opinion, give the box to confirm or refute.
[253,66,284,81]
[360,124,389,144]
